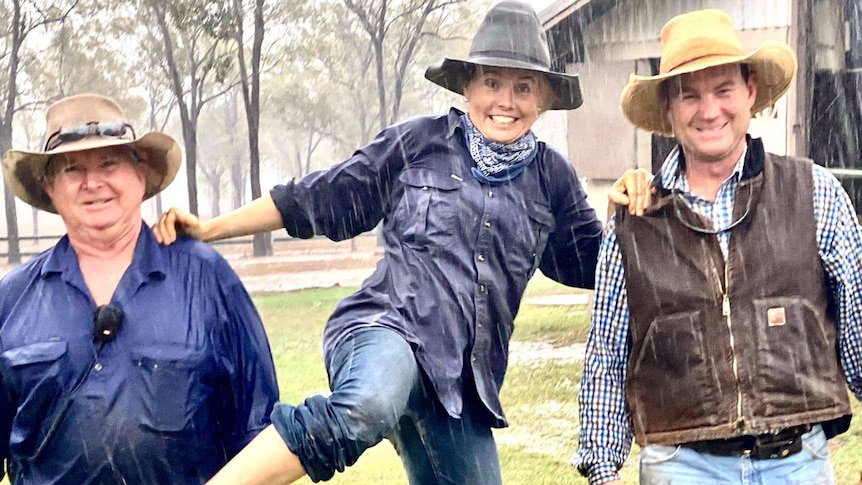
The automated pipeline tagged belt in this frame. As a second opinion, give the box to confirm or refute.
[682,424,812,459]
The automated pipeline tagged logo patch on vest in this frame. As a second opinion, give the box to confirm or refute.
[767,307,787,327]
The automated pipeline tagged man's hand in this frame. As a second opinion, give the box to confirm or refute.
[608,168,654,217]
[152,207,204,245]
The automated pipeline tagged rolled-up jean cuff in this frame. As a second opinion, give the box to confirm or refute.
[270,403,331,483]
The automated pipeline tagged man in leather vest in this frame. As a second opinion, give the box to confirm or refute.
[573,9,862,485]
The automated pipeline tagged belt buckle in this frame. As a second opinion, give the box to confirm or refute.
[748,434,803,459]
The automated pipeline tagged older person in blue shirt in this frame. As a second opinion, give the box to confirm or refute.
[0,93,279,484]
[155,3,646,484]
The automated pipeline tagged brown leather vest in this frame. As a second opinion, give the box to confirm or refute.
[615,143,851,446]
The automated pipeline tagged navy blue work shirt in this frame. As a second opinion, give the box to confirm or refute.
[0,224,279,484]
[270,108,601,426]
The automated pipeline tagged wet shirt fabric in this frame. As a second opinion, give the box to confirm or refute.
[270,108,601,425]
[574,141,862,485]
[0,225,279,485]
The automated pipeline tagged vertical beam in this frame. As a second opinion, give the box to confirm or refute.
[790,0,813,158]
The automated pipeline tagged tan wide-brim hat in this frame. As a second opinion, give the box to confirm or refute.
[619,9,798,136]
[2,93,182,213]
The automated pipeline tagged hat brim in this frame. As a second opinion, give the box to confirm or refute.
[620,41,798,136]
[2,132,182,213]
[425,57,583,110]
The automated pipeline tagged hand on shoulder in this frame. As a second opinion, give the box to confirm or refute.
[153,207,205,245]
[608,168,654,217]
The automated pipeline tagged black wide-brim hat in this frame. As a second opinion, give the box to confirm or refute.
[424,0,582,111]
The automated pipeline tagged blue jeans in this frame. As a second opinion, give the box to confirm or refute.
[639,425,836,485]
[271,327,502,484]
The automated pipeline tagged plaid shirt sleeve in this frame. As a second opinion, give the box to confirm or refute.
[572,215,634,484]
[812,164,862,401]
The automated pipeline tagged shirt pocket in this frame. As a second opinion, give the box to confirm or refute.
[394,168,462,250]
[506,198,555,278]
[130,346,209,433]
[1,341,69,455]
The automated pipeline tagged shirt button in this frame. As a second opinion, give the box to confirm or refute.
[478,284,486,292]
[472,356,477,363]
[484,221,491,228]
[422,186,429,191]
[94,363,103,371]
[477,254,486,262]
[488,190,494,197]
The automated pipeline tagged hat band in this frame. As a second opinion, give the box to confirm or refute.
[468,50,549,70]
[661,44,746,74]
[44,121,136,152]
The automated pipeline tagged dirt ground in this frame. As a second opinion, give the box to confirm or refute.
[221,235,379,276]
[0,233,382,293]
[217,235,381,293]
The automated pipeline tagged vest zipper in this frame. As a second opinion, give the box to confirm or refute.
[715,260,744,429]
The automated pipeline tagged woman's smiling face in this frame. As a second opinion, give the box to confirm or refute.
[463,66,548,144]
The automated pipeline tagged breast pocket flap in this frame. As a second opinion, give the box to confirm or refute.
[399,168,462,191]
[2,341,68,367]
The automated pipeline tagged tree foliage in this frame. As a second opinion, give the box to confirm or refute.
[0,0,488,260]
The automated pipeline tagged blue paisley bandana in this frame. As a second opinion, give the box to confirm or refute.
[462,114,538,186]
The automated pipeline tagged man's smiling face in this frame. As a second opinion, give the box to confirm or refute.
[665,63,757,168]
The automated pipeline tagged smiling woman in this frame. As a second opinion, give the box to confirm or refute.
[463,67,547,144]
[151,2,645,485]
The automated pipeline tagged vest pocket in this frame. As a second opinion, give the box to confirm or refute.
[630,310,719,430]
[752,297,840,411]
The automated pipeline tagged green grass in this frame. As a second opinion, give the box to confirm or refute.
[260,275,862,485]
[2,275,860,484]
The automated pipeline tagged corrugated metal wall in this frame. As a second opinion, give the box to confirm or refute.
[585,0,791,47]
[562,0,795,181]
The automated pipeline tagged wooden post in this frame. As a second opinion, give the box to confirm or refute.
[790,0,814,158]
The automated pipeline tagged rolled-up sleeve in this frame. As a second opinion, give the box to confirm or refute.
[270,125,413,241]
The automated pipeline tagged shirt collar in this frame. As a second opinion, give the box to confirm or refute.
[40,222,167,282]
[446,107,466,139]
[659,142,748,195]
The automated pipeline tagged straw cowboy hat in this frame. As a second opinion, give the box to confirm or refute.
[424,0,582,110]
[620,8,798,136]
[2,93,181,213]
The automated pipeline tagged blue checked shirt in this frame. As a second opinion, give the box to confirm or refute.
[573,146,862,485]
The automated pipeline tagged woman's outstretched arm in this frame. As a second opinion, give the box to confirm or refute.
[153,196,284,244]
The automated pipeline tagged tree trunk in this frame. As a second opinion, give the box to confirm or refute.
[231,159,244,209]
[226,90,244,210]
[155,193,163,219]
[152,0,199,216]
[210,173,221,217]
[31,207,38,244]
[235,0,272,256]
[2,0,22,264]
[184,125,199,215]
